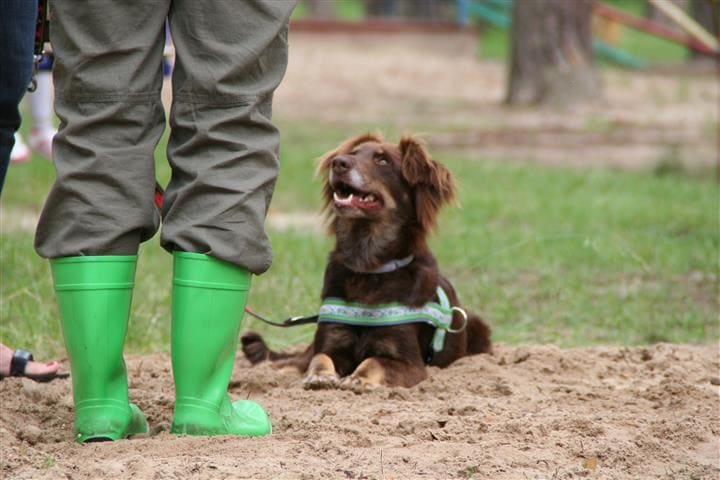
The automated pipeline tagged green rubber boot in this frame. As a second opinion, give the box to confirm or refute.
[170,252,271,437]
[50,256,148,443]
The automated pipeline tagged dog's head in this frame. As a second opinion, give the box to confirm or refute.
[317,134,456,241]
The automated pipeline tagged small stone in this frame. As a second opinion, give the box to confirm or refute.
[19,425,42,445]
[60,395,74,409]
[512,350,531,364]
[20,379,43,402]
[395,420,415,435]
[710,377,720,386]
[457,405,478,416]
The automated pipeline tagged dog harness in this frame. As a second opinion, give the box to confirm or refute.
[318,286,467,356]
[243,256,468,362]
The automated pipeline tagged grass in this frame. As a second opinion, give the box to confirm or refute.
[1,119,718,358]
[292,0,366,21]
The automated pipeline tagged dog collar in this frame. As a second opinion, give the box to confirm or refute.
[351,254,415,274]
[318,287,467,355]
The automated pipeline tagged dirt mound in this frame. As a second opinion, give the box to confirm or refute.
[1,343,718,479]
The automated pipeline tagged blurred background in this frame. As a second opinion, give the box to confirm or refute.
[2,0,718,358]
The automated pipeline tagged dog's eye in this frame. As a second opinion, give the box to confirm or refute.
[375,154,389,165]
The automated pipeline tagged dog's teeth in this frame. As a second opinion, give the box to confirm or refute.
[364,194,375,202]
[348,193,354,201]
[334,191,352,201]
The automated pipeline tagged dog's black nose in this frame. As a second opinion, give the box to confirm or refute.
[332,155,354,173]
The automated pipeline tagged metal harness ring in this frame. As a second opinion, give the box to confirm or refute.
[447,307,468,333]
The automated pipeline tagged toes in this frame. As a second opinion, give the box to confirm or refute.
[302,373,340,390]
[339,375,378,392]
[24,360,59,377]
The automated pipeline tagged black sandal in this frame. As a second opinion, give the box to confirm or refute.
[2,349,69,383]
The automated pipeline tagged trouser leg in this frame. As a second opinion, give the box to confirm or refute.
[161,0,296,274]
[35,0,169,442]
[165,0,296,437]
[35,0,168,257]
[0,0,36,194]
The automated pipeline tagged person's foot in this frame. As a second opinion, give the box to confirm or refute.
[0,343,61,380]
[10,133,31,163]
[28,128,56,161]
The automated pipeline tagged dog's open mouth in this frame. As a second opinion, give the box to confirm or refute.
[332,182,383,210]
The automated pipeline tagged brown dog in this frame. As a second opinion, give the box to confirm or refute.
[241,134,491,389]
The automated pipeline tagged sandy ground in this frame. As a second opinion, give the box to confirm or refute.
[1,343,718,479]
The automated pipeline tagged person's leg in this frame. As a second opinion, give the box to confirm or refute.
[170,252,271,436]
[0,0,36,194]
[10,132,30,164]
[28,54,56,160]
[36,1,166,257]
[165,0,296,436]
[51,256,148,442]
[163,0,295,272]
[35,0,169,442]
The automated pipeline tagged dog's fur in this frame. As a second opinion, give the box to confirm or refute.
[241,134,491,389]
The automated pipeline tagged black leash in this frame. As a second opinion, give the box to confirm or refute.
[244,307,318,328]
[244,305,439,365]
[155,185,314,330]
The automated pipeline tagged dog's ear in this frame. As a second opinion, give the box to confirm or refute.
[316,133,384,210]
[400,136,456,233]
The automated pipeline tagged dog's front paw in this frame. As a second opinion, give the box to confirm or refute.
[302,372,340,390]
[339,375,380,393]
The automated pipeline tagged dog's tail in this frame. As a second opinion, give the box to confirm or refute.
[465,313,493,355]
[240,332,314,372]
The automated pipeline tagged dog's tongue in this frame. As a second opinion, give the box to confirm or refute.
[351,195,366,208]
[351,194,381,209]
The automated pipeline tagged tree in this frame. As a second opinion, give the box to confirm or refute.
[506,0,601,107]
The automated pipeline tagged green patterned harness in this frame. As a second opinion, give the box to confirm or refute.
[318,287,467,355]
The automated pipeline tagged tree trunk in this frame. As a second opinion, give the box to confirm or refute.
[506,0,601,107]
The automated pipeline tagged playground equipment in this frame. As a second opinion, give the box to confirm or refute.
[594,1,718,55]
[464,0,719,68]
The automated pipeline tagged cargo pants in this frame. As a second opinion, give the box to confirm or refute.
[35,0,296,274]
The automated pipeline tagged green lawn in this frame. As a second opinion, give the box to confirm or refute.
[1,119,718,359]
